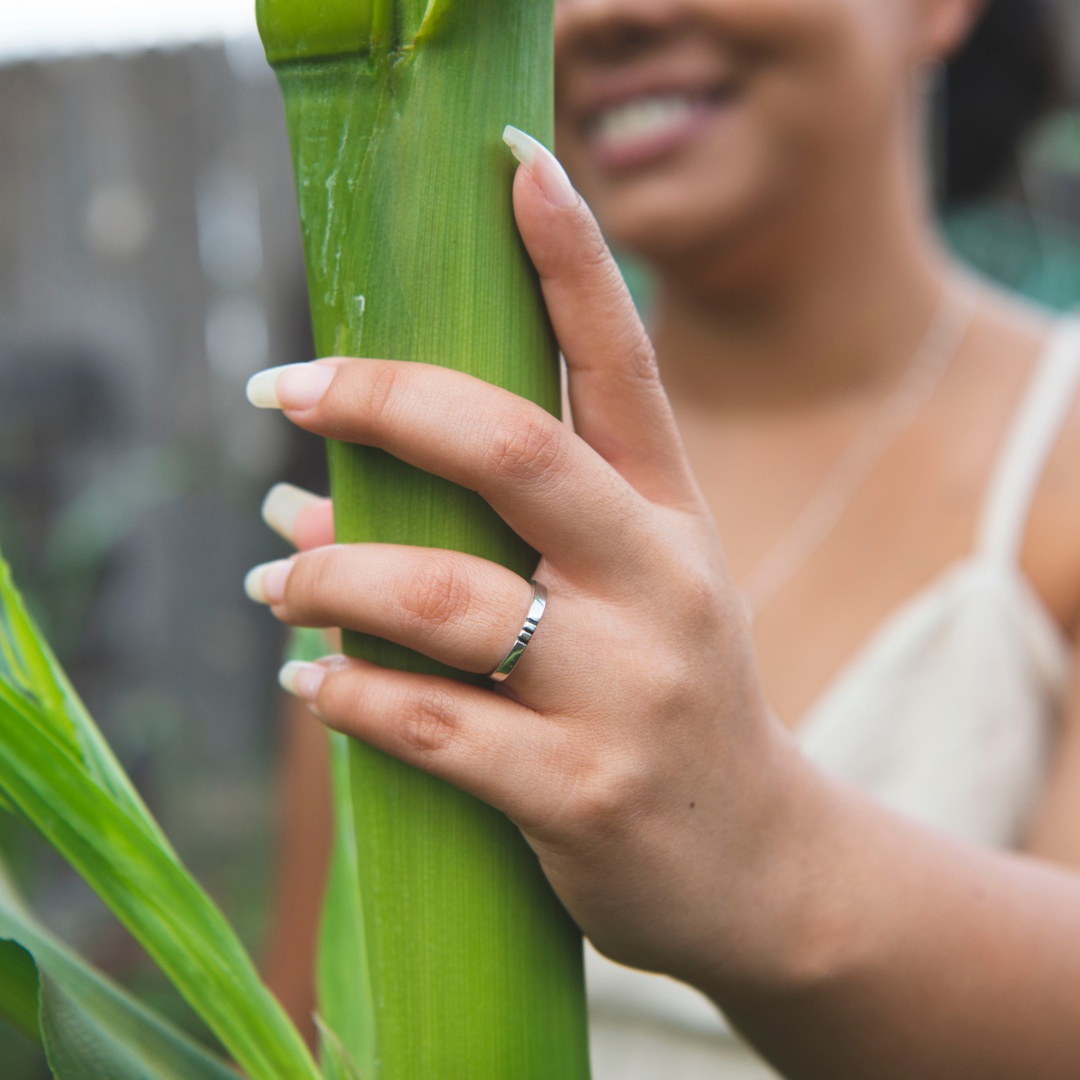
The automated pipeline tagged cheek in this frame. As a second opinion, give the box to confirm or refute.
[742,0,913,147]
[563,113,793,260]
[562,79,893,266]
[555,0,915,260]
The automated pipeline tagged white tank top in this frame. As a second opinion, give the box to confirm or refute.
[587,320,1080,1079]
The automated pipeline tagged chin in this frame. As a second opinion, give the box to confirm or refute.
[561,110,798,263]
[586,167,786,270]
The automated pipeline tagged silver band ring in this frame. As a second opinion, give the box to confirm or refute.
[489,580,547,682]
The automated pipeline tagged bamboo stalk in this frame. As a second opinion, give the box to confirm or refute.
[257,2,591,1077]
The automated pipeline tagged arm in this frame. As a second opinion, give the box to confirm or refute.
[1026,660,1080,870]
[261,694,332,1048]
[248,147,1080,1079]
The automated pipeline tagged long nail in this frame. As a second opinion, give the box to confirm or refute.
[262,483,323,544]
[243,558,294,604]
[278,660,326,701]
[246,360,338,410]
[503,125,578,209]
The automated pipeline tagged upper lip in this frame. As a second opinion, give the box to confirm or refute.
[569,72,742,134]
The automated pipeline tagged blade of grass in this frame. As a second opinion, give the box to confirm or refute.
[286,630,376,1074]
[316,1016,366,1080]
[0,552,322,1080]
[0,858,235,1078]
[316,732,377,1078]
[0,939,39,1046]
[0,558,172,854]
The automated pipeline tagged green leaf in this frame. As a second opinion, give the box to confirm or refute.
[415,0,453,40]
[0,551,322,1080]
[316,1015,366,1080]
[0,939,40,1045]
[0,859,234,1078]
[286,633,376,1069]
[0,557,172,854]
[316,732,377,1077]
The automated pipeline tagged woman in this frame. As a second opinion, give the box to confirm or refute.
[252,0,1080,1075]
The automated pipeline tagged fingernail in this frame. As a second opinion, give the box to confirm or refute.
[246,361,338,410]
[243,558,294,604]
[278,660,326,701]
[503,125,578,209]
[261,483,322,544]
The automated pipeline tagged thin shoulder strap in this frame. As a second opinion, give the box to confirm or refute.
[978,319,1080,562]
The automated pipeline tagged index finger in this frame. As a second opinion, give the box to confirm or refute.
[249,357,652,577]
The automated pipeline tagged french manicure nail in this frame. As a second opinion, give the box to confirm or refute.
[243,558,294,605]
[246,361,338,410]
[278,660,326,701]
[261,483,323,544]
[503,125,579,209]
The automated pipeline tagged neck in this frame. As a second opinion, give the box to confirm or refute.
[651,113,952,415]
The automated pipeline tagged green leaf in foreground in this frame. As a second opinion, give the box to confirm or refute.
[0,558,170,850]
[317,731,377,1078]
[316,1015,367,1080]
[0,937,39,1045]
[0,858,235,1079]
[288,630,377,1079]
[0,550,321,1080]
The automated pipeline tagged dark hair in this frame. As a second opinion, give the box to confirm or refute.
[944,0,1068,204]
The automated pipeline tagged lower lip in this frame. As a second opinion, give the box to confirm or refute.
[590,100,728,170]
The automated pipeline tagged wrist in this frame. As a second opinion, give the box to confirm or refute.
[678,720,866,1002]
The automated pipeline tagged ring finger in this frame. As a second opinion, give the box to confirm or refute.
[244,544,540,678]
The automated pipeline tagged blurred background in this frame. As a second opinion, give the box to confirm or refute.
[3,0,1080,1074]
[1,4,325,1072]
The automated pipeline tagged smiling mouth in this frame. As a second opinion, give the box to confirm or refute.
[586,86,738,169]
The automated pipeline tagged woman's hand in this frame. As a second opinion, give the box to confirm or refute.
[243,140,804,987]
[245,139,1080,1078]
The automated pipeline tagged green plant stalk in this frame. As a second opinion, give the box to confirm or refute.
[258,1,590,1077]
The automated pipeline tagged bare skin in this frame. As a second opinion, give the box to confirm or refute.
[258,0,1080,1074]
[260,694,333,1050]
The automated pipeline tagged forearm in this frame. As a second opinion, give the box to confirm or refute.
[699,748,1080,1079]
[262,696,333,1046]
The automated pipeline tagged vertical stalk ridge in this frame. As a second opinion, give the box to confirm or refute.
[258,1,591,1077]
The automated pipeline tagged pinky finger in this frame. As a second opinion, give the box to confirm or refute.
[279,656,567,828]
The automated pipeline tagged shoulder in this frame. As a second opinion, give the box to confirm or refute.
[992,289,1080,636]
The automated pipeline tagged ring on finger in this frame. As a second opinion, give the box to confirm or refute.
[489,580,547,683]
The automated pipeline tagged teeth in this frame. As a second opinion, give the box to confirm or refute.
[595,95,695,148]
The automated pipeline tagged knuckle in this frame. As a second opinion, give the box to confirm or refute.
[399,557,472,635]
[651,660,701,719]
[400,686,460,755]
[646,545,723,630]
[484,408,567,486]
[362,361,401,424]
[581,225,615,274]
[288,549,337,610]
[601,310,659,387]
[623,333,660,384]
[674,565,721,624]
[579,235,659,383]
[564,750,654,836]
